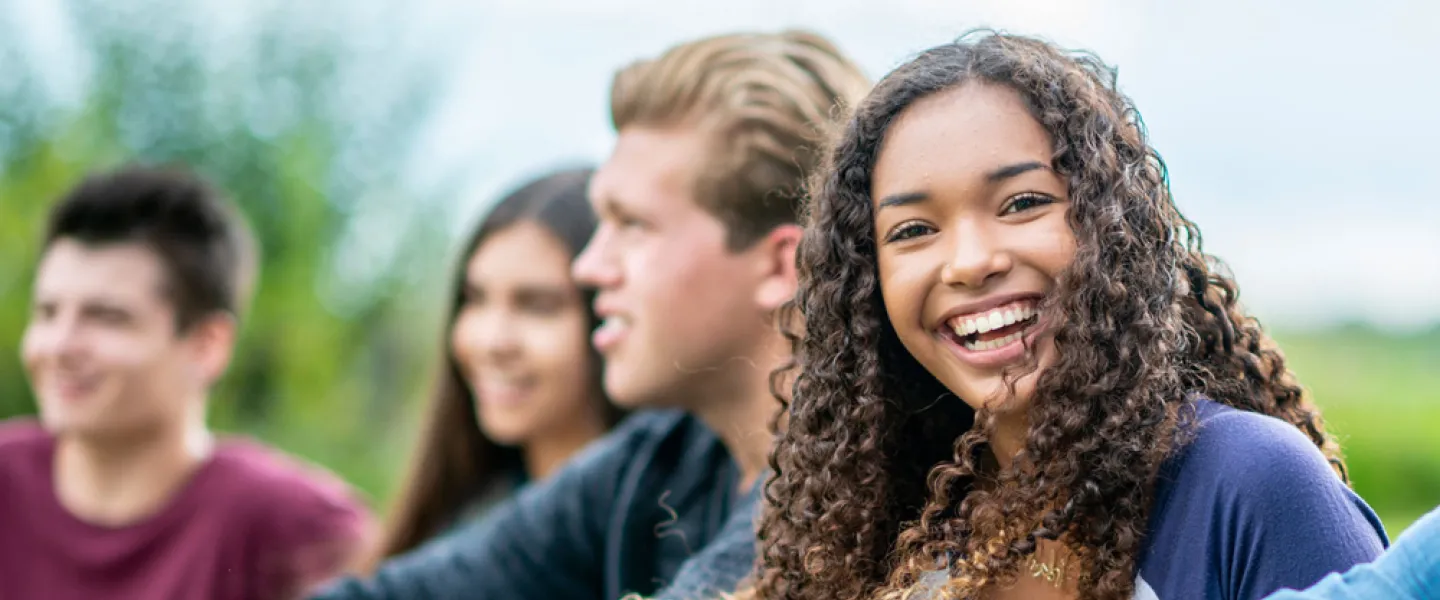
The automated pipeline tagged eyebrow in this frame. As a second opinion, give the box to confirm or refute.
[596,193,639,219]
[876,161,1050,211]
[987,161,1047,182]
[876,191,927,210]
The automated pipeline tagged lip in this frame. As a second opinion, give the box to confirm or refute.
[592,297,624,320]
[932,291,1045,331]
[476,378,534,408]
[931,292,1046,370]
[44,377,98,404]
[591,297,630,353]
[937,316,1047,370]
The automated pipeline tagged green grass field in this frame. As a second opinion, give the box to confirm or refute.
[1276,326,1440,539]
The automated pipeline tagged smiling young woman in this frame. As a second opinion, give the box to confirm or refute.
[364,168,626,568]
[745,30,1388,600]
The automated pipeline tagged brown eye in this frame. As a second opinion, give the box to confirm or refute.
[1001,193,1055,215]
[884,221,935,243]
[461,286,485,307]
[515,287,570,316]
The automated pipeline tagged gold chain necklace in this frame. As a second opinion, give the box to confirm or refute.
[1026,553,1072,587]
[1026,543,1085,589]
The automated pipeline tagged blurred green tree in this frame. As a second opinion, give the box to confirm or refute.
[0,0,457,505]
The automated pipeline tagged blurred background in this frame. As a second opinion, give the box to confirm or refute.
[1,0,1436,537]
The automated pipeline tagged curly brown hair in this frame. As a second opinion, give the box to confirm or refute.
[753,30,1344,600]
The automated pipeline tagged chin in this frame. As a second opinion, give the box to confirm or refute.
[603,366,646,409]
[39,412,102,439]
[976,375,1044,417]
[480,422,531,447]
[604,371,678,411]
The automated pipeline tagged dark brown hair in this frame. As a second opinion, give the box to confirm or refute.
[367,168,624,566]
[753,30,1343,600]
[609,30,871,250]
[43,164,258,331]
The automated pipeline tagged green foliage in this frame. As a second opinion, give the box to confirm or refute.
[0,0,454,507]
[1276,326,1440,538]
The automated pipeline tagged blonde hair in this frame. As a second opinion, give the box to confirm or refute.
[609,30,871,249]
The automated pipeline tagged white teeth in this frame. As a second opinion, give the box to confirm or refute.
[947,300,1040,344]
[962,329,1026,352]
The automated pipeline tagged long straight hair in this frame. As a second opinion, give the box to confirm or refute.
[367,167,624,567]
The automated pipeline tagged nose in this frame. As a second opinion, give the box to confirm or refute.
[571,225,620,289]
[472,309,522,358]
[938,221,1013,289]
[22,309,83,366]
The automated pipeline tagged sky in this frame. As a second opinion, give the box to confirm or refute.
[7,0,1439,330]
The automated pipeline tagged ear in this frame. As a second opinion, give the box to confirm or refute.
[184,313,238,386]
[751,224,802,313]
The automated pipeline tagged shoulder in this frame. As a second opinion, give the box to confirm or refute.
[0,418,49,452]
[211,441,376,596]
[1169,400,1340,497]
[1162,400,1388,545]
[611,408,698,441]
[566,409,703,471]
[210,439,372,543]
[1143,401,1387,598]
[0,419,53,475]
[653,484,761,599]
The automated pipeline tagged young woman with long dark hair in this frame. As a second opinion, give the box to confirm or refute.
[749,31,1387,600]
[366,168,624,567]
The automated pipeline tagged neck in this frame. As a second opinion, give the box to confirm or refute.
[53,402,213,527]
[690,331,789,492]
[988,409,1029,470]
[523,406,607,481]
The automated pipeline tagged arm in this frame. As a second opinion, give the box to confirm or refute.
[308,426,638,600]
[1263,505,1440,600]
[262,496,373,600]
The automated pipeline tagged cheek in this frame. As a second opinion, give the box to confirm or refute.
[94,330,158,373]
[876,253,929,339]
[524,313,597,410]
[449,312,480,369]
[628,240,683,293]
[632,239,716,318]
[18,326,45,371]
[527,312,593,369]
[1030,215,1078,277]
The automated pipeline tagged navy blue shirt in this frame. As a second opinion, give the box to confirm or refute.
[1265,504,1439,600]
[1133,399,1388,599]
[311,410,760,600]
[921,399,1388,599]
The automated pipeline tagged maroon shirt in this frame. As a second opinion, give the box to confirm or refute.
[0,420,372,600]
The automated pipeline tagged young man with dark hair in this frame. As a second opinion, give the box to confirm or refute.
[0,165,372,600]
[311,30,871,600]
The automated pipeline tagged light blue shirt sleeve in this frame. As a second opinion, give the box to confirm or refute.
[1264,505,1440,600]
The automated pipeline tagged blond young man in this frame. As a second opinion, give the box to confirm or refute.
[313,31,869,600]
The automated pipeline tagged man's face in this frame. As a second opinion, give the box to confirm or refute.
[21,240,226,441]
[573,125,776,409]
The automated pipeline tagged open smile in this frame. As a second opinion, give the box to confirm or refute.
[935,296,1044,368]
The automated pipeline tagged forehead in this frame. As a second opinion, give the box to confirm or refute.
[873,82,1054,197]
[591,125,711,217]
[34,239,168,306]
[467,221,575,287]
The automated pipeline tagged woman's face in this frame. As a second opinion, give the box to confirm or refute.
[871,82,1077,414]
[451,221,602,446]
